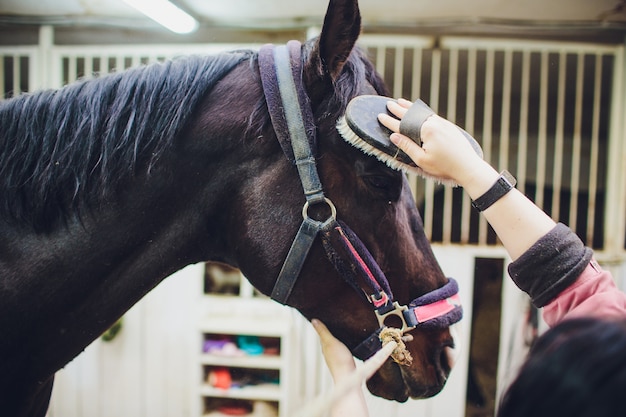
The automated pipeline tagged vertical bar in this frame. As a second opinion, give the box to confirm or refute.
[517,51,531,195]
[499,49,512,171]
[115,55,124,73]
[569,54,584,231]
[442,48,459,244]
[12,54,21,96]
[587,54,602,245]
[552,51,567,223]
[38,26,54,89]
[375,46,386,77]
[535,50,549,209]
[100,54,110,74]
[479,49,494,245]
[411,46,422,100]
[461,48,477,243]
[409,47,425,219]
[605,45,626,255]
[83,55,94,79]
[423,49,441,240]
[0,55,5,98]
[393,46,404,98]
[67,55,77,84]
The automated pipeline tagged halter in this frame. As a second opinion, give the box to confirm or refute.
[258,41,462,360]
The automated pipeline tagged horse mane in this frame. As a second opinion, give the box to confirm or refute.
[0,50,253,231]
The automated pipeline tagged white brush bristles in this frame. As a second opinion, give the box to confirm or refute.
[336,116,458,186]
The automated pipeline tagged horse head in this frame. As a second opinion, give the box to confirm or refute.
[219,0,460,401]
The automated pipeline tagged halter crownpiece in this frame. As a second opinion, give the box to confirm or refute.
[258,41,463,362]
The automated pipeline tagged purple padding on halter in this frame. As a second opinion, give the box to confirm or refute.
[412,277,459,306]
[333,221,394,300]
[405,278,463,330]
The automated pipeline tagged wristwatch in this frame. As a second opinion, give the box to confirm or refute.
[471,170,517,212]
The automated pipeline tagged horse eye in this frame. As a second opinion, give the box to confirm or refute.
[364,175,392,190]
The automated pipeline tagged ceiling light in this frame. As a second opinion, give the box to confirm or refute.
[122,0,199,34]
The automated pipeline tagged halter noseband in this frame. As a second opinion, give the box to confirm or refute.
[258,41,462,360]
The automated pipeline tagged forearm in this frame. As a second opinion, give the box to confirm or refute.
[460,160,557,261]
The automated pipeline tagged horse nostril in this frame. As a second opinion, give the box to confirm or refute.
[443,346,457,372]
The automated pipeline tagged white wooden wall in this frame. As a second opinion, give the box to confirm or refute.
[47,264,202,417]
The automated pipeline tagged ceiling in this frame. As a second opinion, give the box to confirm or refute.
[1,0,625,32]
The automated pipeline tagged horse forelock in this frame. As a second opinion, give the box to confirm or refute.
[0,50,253,231]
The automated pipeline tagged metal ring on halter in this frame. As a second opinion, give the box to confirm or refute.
[302,197,337,227]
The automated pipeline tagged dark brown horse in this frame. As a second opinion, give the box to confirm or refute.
[0,1,459,415]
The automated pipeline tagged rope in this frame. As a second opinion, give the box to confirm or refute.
[293,339,398,417]
[380,327,413,366]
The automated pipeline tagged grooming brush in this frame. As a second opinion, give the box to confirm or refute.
[337,95,483,184]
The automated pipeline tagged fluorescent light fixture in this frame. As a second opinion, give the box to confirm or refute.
[122,0,199,34]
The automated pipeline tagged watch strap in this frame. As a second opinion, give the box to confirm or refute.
[471,170,517,212]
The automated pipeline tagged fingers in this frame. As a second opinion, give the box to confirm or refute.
[386,100,409,119]
[312,319,356,378]
[377,99,411,133]
[390,132,425,162]
[377,113,400,133]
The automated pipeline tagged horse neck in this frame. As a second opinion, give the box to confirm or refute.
[0,131,248,384]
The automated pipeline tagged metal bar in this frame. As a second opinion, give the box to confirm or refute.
[604,44,626,255]
[411,47,422,100]
[569,54,584,231]
[375,46,386,78]
[423,49,442,240]
[552,52,566,223]
[442,48,459,244]
[499,49,512,170]
[0,55,5,98]
[535,50,549,209]
[12,54,20,96]
[461,48,478,243]
[517,51,531,195]
[442,36,619,55]
[393,46,404,99]
[587,54,602,245]
[83,55,93,79]
[67,55,77,84]
[479,49,495,245]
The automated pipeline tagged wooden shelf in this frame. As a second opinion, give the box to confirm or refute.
[200,383,282,401]
[200,353,282,369]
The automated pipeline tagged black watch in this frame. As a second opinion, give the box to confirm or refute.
[471,170,517,212]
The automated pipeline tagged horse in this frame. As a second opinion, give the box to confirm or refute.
[0,1,460,415]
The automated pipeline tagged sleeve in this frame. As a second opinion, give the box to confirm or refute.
[542,259,626,326]
[507,223,593,308]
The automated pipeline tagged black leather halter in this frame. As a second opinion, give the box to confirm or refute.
[258,41,463,360]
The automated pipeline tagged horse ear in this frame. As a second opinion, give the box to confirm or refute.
[305,0,361,89]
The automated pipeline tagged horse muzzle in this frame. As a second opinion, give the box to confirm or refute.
[367,324,460,401]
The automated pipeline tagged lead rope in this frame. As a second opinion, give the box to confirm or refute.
[293,334,401,417]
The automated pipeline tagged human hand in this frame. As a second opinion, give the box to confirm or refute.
[312,319,356,382]
[377,99,487,186]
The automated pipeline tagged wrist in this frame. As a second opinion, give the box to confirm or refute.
[457,162,501,198]
[471,170,517,211]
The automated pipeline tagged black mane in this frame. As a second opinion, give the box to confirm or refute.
[0,50,252,230]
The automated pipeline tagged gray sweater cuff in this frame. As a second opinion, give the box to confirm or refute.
[507,223,593,308]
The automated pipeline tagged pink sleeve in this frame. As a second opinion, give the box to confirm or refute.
[542,259,626,327]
